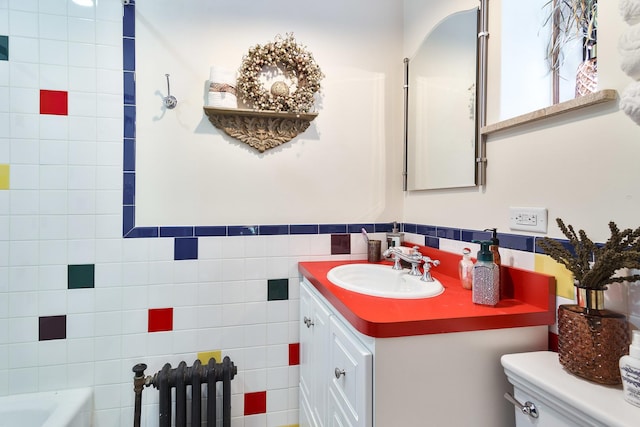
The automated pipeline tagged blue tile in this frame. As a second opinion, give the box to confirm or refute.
[461,229,491,243]
[124,71,135,105]
[437,227,461,240]
[348,223,374,233]
[125,226,159,238]
[124,105,135,138]
[228,226,258,236]
[123,172,135,205]
[122,206,135,235]
[403,223,418,234]
[535,237,576,256]
[425,236,440,249]
[498,233,534,252]
[122,3,135,38]
[375,223,394,233]
[290,224,318,234]
[123,138,135,172]
[123,37,135,71]
[416,224,437,236]
[195,226,226,236]
[175,237,198,260]
[259,225,289,235]
[320,224,347,234]
[160,226,194,237]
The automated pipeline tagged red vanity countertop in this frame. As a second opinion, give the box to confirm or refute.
[298,245,556,338]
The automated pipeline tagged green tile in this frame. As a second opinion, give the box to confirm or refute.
[68,264,95,289]
[0,36,8,61]
[268,278,289,301]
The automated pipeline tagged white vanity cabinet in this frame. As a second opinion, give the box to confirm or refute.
[300,279,372,427]
[300,277,550,427]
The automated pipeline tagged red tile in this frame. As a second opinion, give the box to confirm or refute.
[244,391,266,416]
[40,90,68,115]
[289,342,300,366]
[148,308,173,332]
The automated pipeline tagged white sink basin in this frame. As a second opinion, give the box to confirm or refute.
[327,263,444,299]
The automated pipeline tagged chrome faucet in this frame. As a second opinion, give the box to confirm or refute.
[383,246,440,281]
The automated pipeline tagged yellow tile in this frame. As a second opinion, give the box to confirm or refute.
[534,253,574,299]
[0,164,9,189]
[197,350,222,364]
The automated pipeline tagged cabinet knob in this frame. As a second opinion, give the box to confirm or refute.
[303,316,314,328]
[334,368,346,379]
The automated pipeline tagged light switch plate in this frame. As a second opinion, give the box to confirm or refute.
[509,207,548,233]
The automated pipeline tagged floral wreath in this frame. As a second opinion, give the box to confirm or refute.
[237,34,324,113]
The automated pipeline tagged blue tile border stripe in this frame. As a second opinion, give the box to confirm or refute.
[118,3,555,258]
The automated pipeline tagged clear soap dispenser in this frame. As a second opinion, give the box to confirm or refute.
[386,221,404,248]
[458,248,474,290]
[471,240,499,306]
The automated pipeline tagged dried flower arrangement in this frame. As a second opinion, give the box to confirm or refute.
[537,218,640,290]
[237,33,324,113]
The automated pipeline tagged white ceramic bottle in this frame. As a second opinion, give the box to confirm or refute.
[620,329,640,408]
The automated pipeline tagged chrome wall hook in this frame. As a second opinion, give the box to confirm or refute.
[163,74,177,109]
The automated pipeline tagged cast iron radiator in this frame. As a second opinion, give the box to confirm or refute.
[132,357,238,427]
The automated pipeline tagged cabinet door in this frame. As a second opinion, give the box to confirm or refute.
[300,281,332,427]
[328,316,372,427]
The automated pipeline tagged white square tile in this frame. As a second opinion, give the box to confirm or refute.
[147,262,172,285]
[120,283,148,309]
[147,284,173,307]
[67,312,95,338]
[9,291,38,317]
[9,342,38,368]
[0,137,8,161]
[120,310,146,335]
[69,141,97,165]
[68,42,95,67]
[96,117,121,141]
[10,138,38,163]
[6,36,40,62]
[95,311,122,337]
[94,334,121,361]
[9,0,37,12]
[94,213,121,237]
[39,39,68,66]
[40,192,68,217]
[96,44,120,70]
[39,115,69,140]
[40,64,68,90]
[67,240,95,266]
[67,189,96,214]
[96,142,122,166]
[39,13,67,40]
[0,114,8,139]
[67,215,96,239]
[39,239,68,265]
[68,116,97,141]
[266,321,288,345]
[8,316,37,342]
[38,265,66,290]
[9,61,38,86]
[95,19,120,46]
[245,301,267,325]
[8,10,38,37]
[66,338,94,363]
[0,267,8,293]
[67,288,96,314]
[68,17,95,43]
[68,1,96,19]
[37,339,67,366]
[172,306,197,330]
[68,166,96,190]
[93,262,122,287]
[9,189,38,214]
[68,92,97,117]
[9,215,39,240]
[69,66,97,92]
[266,387,288,412]
[40,139,68,165]
[11,113,40,138]
[39,215,67,240]
[171,282,199,307]
[40,167,68,190]
[9,240,39,266]
[8,367,38,394]
[95,166,120,190]
[38,0,68,16]
[0,87,7,111]
[38,364,68,391]
[93,287,122,312]
[9,163,39,189]
[95,239,122,263]
[95,0,120,21]
[8,265,38,291]
[0,62,7,86]
[9,87,38,113]
[172,329,199,353]
[37,290,67,316]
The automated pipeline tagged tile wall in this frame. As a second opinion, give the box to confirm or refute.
[0,1,638,427]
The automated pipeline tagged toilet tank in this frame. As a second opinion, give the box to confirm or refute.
[501,351,639,427]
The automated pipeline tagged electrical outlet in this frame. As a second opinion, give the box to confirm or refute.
[509,207,548,233]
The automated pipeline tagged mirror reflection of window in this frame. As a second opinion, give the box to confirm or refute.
[407,8,479,190]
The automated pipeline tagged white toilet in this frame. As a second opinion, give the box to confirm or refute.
[501,351,639,427]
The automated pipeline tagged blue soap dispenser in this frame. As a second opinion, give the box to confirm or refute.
[471,240,499,306]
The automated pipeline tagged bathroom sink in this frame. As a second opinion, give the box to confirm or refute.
[327,263,444,299]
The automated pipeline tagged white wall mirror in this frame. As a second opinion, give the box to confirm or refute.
[405,7,480,190]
